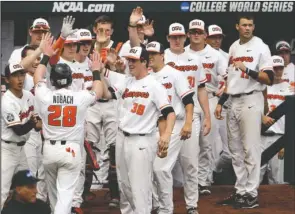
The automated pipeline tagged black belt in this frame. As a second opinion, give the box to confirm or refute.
[97,99,109,103]
[261,132,283,137]
[231,91,255,98]
[49,140,67,145]
[4,141,25,146]
[119,129,146,137]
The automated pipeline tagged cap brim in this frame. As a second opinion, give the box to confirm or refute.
[64,40,79,44]
[277,47,291,52]
[189,27,205,31]
[208,33,226,37]
[125,56,140,60]
[79,38,94,42]
[169,33,186,36]
[31,26,50,32]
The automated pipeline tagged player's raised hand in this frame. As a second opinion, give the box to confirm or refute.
[233,61,247,72]
[202,117,211,136]
[180,122,192,140]
[214,104,223,120]
[262,115,275,126]
[115,58,126,73]
[40,33,59,57]
[89,51,105,73]
[106,48,118,65]
[96,28,108,43]
[130,6,143,26]
[61,16,78,39]
[143,20,155,37]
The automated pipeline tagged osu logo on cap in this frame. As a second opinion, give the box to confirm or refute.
[36,21,47,26]
[192,21,202,26]
[80,31,90,37]
[13,64,22,69]
[172,26,182,31]
[273,58,283,63]
[212,27,221,32]
[130,49,138,54]
[147,43,156,48]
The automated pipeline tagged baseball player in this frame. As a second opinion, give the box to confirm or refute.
[215,15,274,209]
[163,23,211,213]
[260,55,292,184]
[206,25,233,175]
[101,46,176,214]
[275,40,295,92]
[9,18,50,64]
[119,7,154,75]
[185,19,228,194]
[145,41,201,214]
[33,36,103,214]
[88,15,122,207]
[1,63,40,210]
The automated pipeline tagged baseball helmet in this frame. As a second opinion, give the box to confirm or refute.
[50,63,72,88]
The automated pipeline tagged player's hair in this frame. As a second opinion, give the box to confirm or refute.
[21,45,38,58]
[93,15,114,28]
[236,14,255,24]
[140,46,150,68]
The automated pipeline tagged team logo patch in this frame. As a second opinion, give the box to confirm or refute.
[6,113,14,122]
[89,91,96,96]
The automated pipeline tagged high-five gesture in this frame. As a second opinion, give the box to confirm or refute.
[130,7,143,26]
[143,20,155,37]
[40,33,59,57]
[89,51,105,73]
[61,16,78,39]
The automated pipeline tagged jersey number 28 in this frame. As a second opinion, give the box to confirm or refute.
[48,105,77,127]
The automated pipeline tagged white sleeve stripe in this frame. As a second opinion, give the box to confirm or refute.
[180,90,194,98]
[199,77,207,83]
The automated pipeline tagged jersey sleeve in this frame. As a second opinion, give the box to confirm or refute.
[197,64,207,86]
[152,81,173,111]
[174,70,194,99]
[259,44,273,72]
[104,69,126,88]
[80,90,97,107]
[217,52,228,78]
[34,81,52,104]
[1,101,21,127]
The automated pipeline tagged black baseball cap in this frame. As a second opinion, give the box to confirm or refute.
[276,41,291,52]
[11,170,40,189]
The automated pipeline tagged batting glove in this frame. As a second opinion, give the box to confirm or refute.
[60,16,78,39]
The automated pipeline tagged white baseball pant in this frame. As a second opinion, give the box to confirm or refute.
[227,92,264,197]
[198,95,219,186]
[24,131,47,202]
[42,140,81,214]
[86,101,118,187]
[116,130,157,214]
[260,135,284,184]
[1,141,28,210]
[153,118,199,213]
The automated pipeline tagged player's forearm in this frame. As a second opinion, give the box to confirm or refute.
[100,74,113,99]
[257,71,273,86]
[158,118,167,137]
[128,26,141,48]
[10,120,35,136]
[92,80,103,100]
[184,103,194,124]
[262,88,269,114]
[20,48,42,69]
[198,87,210,119]
[34,64,47,86]
[164,112,176,135]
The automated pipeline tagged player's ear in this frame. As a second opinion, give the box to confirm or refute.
[235,24,239,32]
[166,35,170,43]
[92,26,97,34]
[4,76,9,84]
[252,24,255,31]
[110,29,114,36]
[29,29,33,37]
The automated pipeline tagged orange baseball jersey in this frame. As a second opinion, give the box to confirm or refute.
[227,36,273,95]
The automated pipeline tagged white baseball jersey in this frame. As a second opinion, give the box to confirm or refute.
[34,81,96,142]
[8,45,28,64]
[185,44,227,93]
[1,90,34,142]
[227,36,273,95]
[151,65,194,120]
[282,62,295,86]
[266,81,292,134]
[76,57,93,90]
[108,74,172,134]
[24,73,35,94]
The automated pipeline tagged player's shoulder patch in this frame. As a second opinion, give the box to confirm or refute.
[88,90,96,96]
[6,113,15,122]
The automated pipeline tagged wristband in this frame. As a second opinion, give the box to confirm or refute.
[245,67,259,80]
[40,55,50,66]
[128,23,137,28]
[218,93,229,106]
[92,71,101,81]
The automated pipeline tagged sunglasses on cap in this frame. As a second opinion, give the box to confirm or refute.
[31,25,50,31]
[79,41,92,46]
[189,29,204,35]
